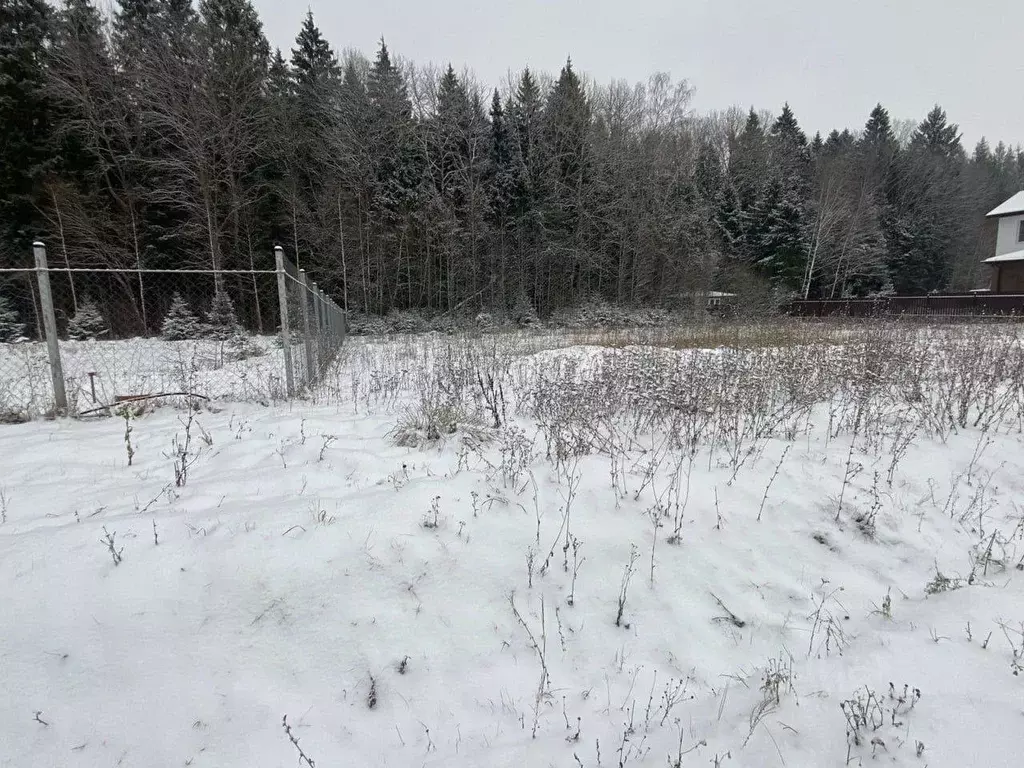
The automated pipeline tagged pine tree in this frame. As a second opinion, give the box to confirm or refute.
[770,102,811,185]
[49,0,112,187]
[263,47,297,251]
[67,297,107,340]
[200,0,269,82]
[485,88,523,310]
[810,132,824,156]
[111,0,160,65]
[715,183,748,261]
[973,138,993,167]
[823,129,855,155]
[542,59,592,303]
[544,58,591,188]
[0,0,53,265]
[730,109,768,213]
[0,294,24,342]
[196,0,271,275]
[291,10,340,92]
[289,9,340,205]
[109,0,196,274]
[487,89,519,225]
[161,293,201,340]
[862,104,896,150]
[510,68,546,218]
[771,103,807,147]
[205,291,241,340]
[758,187,808,293]
[882,105,966,294]
[911,106,962,158]
[366,39,422,219]
[432,65,470,202]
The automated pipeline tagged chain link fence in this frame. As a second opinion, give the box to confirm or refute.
[0,244,345,420]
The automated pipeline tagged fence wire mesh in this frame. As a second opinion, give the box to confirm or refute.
[0,246,345,420]
[282,261,346,393]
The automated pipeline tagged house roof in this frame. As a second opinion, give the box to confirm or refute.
[986,191,1024,218]
[983,249,1024,263]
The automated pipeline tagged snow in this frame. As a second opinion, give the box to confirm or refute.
[0,336,289,416]
[986,191,1024,218]
[1,329,1022,767]
[983,249,1024,263]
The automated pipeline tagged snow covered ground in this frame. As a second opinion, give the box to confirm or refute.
[1,326,1022,767]
[0,336,290,418]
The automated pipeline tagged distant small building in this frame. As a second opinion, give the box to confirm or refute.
[676,291,737,313]
[983,191,1024,293]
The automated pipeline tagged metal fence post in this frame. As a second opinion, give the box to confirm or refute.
[319,286,331,360]
[274,245,295,397]
[311,281,324,372]
[322,289,331,341]
[298,269,315,385]
[33,242,68,413]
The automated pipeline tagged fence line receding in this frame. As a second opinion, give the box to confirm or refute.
[0,244,345,419]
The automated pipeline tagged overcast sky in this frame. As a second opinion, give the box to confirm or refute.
[250,0,1022,148]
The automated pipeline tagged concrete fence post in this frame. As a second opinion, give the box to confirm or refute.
[274,245,295,398]
[33,242,68,413]
[298,269,314,385]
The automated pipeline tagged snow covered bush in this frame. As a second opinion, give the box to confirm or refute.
[384,309,430,335]
[161,293,201,340]
[346,312,386,336]
[389,399,490,448]
[428,312,458,334]
[228,332,263,362]
[204,291,241,341]
[548,298,673,329]
[66,298,108,340]
[0,294,24,343]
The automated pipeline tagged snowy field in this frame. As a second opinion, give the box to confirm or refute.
[1,323,1023,767]
[0,336,291,418]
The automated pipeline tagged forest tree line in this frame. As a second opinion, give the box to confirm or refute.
[2,0,1024,327]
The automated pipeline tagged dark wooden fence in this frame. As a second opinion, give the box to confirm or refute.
[788,294,1024,319]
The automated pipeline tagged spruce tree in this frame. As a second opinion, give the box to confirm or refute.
[823,129,855,155]
[911,106,962,158]
[545,58,591,183]
[161,293,201,340]
[432,64,470,203]
[0,0,52,265]
[0,294,24,343]
[291,10,340,92]
[205,291,241,340]
[973,138,993,168]
[367,39,422,221]
[112,0,160,64]
[810,132,824,156]
[730,109,768,213]
[67,297,107,340]
[486,88,523,310]
[771,103,807,147]
[715,183,748,261]
[487,89,519,225]
[758,186,809,292]
[510,68,546,218]
[862,104,896,150]
[770,103,811,184]
[883,105,966,294]
[263,47,296,252]
[46,0,116,284]
[289,9,341,195]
